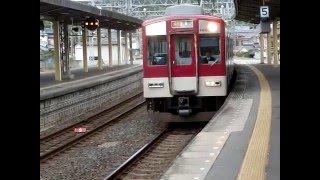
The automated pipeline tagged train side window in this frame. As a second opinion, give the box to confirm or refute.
[147,36,167,66]
[175,37,192,65]
[199,36,221,65]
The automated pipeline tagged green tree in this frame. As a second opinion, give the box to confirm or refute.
[43,20,53,28]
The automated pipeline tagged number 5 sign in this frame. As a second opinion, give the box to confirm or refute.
[260,6,269,18]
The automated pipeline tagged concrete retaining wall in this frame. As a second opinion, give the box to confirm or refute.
[40,66,143,132]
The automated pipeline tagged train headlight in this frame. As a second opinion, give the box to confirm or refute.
[146,21,166,36]
[207,22,218,33]
[148,83,164,88]
[199,20,220,34]
[205,81,221,87]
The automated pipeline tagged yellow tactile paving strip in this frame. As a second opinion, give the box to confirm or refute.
[237,65,272,180]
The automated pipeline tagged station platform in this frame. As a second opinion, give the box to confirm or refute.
[40,60,143,89]
[40,60,143,135]
[160,58,280,180]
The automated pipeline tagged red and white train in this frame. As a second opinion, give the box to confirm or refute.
[142,4,235,122]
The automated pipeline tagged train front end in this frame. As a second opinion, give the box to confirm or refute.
[142,4,232,122]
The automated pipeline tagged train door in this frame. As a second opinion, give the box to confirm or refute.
[169,34,198,95]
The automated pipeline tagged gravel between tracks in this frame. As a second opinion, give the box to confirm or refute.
[40,106,167,180]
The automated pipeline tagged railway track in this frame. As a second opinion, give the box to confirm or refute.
[104,123,206,180]
[40,93,145,163]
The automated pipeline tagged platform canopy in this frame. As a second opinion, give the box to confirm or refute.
[40,0,143,30]
[233,0,280,24]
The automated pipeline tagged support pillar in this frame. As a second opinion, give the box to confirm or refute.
[82,28,88,72]
[259,34,265,64]
[53,21,62,81]
[97,27,103,70]
[273,21,279,65]
[124,31,128,64]
[108,29,113,67]
[267,32,272,64]
[62,23,74,79]
[117,30,121,65]
[129,31,133,65]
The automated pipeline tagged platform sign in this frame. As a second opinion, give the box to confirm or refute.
[74,127,87,133]
[260,6,269,18]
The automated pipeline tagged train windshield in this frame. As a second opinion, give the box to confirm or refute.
[147,36,167,65]
[199,36,220,64]
[175,37,192,65]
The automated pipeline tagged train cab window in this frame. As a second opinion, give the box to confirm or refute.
[175,37,192,65]
[199,37,221,65]
[147,36,167,65]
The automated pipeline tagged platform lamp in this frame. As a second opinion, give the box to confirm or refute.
[143,8,147,20]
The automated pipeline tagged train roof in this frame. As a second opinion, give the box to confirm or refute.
[142,4,224,26]
[142,15,224,26]
[165,4,204,16]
